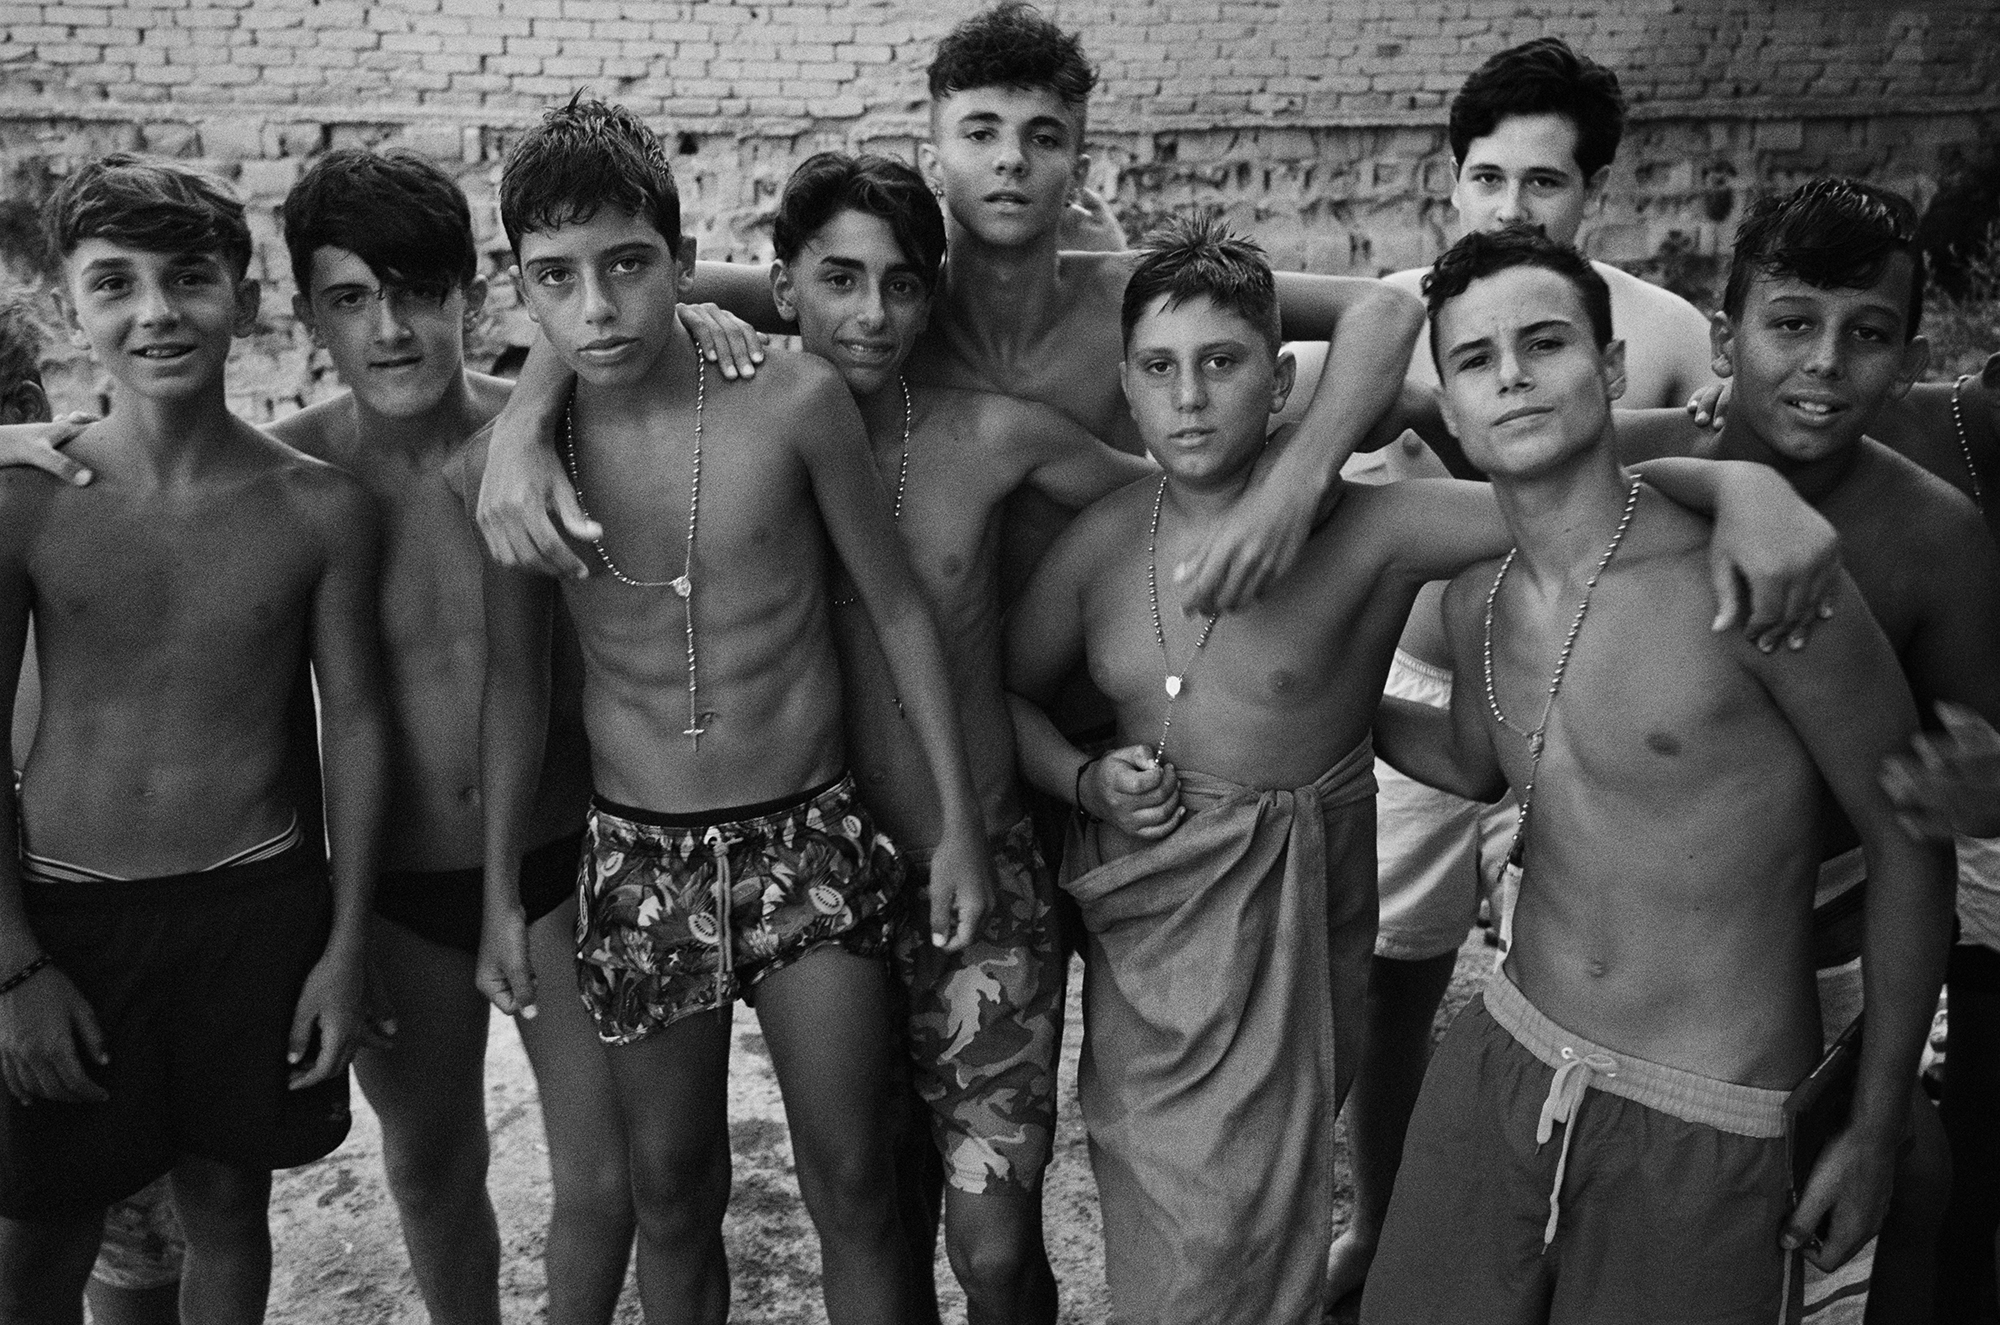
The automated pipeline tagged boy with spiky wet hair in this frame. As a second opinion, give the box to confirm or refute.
[1362,221,1950,1325]
[1005,215,1836,1325]
[272,145,628,1325]
[0,154,388,1324]
[478,100,995,1325]
[768,149,1148,1324]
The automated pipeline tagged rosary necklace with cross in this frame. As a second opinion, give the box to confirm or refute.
[560,358,710,749]
[830,376,913,719]
[1147,475,1219,764]
[1482,479,1644,867]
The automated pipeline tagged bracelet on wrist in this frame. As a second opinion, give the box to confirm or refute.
[1074,753,1105,825]
[0,954,51,998]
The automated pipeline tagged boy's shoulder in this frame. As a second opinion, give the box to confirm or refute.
[1840,436,1987,549]
[1055,248,1139,303]
[267,392,357,465]
[1050,469,1155,559]
[719,345,852,422]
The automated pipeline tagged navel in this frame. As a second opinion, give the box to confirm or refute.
[1644,731,1682,757]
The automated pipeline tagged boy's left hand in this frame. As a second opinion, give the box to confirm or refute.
[1782,1120,1897,1271]
[676,302,768,381]
[1708,466,1842,652]
[925,830,996,952]
[288,950,364,1089]
[1881,700,2000,840]
[1176,470,1317,616]
[0,415,96,486]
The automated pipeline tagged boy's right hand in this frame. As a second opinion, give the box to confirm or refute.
[0,416,96,486]
[476,904,539,1020]
[1082,745,1184,840]
[475,416,601,579]
[0,962,110,1104]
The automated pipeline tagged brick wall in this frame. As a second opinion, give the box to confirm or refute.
[2,0,1995,415]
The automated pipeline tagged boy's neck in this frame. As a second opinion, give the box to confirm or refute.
[350,370,484,457]
[854,374,910,445]
[1493,437,1638,587]
[1712,417,1861,506]
[100,383,242,477]
[1161,461,1258,526]
[939,220,1068,343]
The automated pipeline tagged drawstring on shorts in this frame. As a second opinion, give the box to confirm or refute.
[705,826,732,1016]
[1535,1046,1619,1246]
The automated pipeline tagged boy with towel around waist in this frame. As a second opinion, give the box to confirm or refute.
[1365,227,1953,1325]
[1004,216,1840,1325]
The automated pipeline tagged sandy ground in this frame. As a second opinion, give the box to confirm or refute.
[253,930,1866,1324]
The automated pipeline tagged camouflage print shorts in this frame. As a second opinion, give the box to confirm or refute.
[895,816,1062,1194]
[577,775,901,1045]
[91,1175,183,1291]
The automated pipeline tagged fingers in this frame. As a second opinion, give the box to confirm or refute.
[285,1004,318,1085]
[680,304,767,380]
[21,439,93,487]
[1780,1178,1835,1262]
[1708,558,1744,635]
[475,939,538,1020]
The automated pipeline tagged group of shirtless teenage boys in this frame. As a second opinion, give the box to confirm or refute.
[0,6,1995,1325]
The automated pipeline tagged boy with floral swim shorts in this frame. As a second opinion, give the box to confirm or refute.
[475,99,993,1325]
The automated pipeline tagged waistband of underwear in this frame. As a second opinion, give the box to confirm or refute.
[1484,969,1789,1139]
[18,811,305,888]
[590,774,847,833]
[900,813,1034,871]
[21,834,321,914]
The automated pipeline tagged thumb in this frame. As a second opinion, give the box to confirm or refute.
[551,476,603,543]
[929,877,953,948]
[1710,554,1744,633]
[72,1000,109,1067]
[287,1002,316,1066]
[37,444,93,487]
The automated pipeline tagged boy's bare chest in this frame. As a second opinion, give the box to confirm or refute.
[32,493,317,646]
[913,316,1132,448]
[373,478,488,664]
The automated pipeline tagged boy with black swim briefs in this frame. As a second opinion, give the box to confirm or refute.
[474,4,1425,622]
[269,148,624,1325]
[1363,227,1953,1325]
[474,100,993,1325]
[0,155,388,1323]
[1614,179,2000,1324]
[767,151,1149,1323]
[1003,217,1839,1325]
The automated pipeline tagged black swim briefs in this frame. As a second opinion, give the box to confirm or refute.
[372,830,584,955]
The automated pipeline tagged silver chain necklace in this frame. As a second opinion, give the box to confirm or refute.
[1147,476,1218,764]
[1483,479,1644,866]
[560,357,709,750]
[832,375,912,609]
[1951,374,1986,513]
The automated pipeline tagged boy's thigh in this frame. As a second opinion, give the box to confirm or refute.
[1362,998,1557,1325]
[600,1007,734,1186]
[353,915,491,1128]
[894,821,1061,1198]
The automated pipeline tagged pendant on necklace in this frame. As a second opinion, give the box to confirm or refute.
[1164,675,1182,698]
[671,575,691,599]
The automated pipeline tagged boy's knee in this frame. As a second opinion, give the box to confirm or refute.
[944,1221,1036,1302]
[626,1140,729,1228]
[169,1161,271,1236]
[380,1124,492,1210]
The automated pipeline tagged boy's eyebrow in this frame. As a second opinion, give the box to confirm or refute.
[813,253,923,277]
[953,108,1073,135]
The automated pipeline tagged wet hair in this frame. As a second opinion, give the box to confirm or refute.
[1722,177,1925,337]
[1448,38,1625,180]
[1422,226,1614,367]
[42,153,252,279]
[0,292,45,395]
[927,3,1097,112]
[282,148,477,303]
[1120,213,1281,353]
[771,153,947,291]
[499,95,681,256]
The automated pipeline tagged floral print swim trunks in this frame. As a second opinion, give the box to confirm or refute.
[577,775,901,1045]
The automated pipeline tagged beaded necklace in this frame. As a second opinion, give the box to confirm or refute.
[1483,479,1644,867]
[1147,475,1219,764]
[831,375,913,609]
[560,358,709,749]
[1951,373,1987,513]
